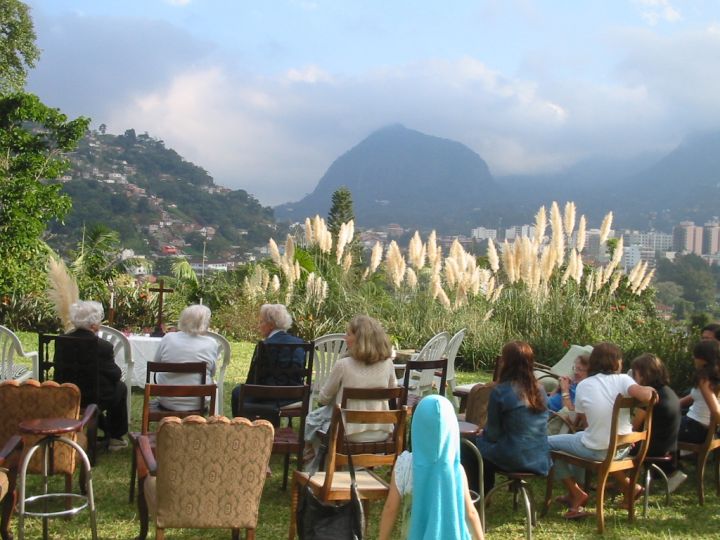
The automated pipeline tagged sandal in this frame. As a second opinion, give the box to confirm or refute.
[563,507,592,520]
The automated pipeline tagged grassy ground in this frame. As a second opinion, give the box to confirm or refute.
[10,333,720,539]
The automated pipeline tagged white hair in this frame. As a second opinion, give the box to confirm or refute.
[260,303,293,331]
[70,301,104,330]
[178,304,211,335]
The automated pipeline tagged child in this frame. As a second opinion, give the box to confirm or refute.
[378,395,484,540]
[678,340,720,445]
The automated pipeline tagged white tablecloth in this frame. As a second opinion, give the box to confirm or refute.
[128,335,162,389]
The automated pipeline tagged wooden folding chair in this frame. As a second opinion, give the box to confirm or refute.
[543,393,657,533]
[288,405,407,540]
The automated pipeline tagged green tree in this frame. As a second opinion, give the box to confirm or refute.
[0,0,39,94]
[327,186,355,236]
[0,93,90,295]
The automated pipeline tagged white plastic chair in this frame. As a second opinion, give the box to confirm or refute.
[0,325,38,382]
[407,332,450,398]
[312,333,348,409]
[437,328,465,407]
[98,325,135,423]
[206,330,231,415]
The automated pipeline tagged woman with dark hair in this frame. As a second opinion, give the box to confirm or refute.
[677,340,720,444]
[630,353,683,491]
[547,342,656,519]
[473,341,551,495]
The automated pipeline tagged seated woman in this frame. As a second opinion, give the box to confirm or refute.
[471,341,551,495]
[547,353,590,412]
[548,342,656,519]
[379,395,484,540]
[153,304,218,411]
[629,353,683,491]
[230,303,306,417]
[55,301,128,450]
[305,315,397,455]
[677,340,720,445]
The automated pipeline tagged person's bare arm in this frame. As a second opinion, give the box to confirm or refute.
[462,468,485,540]
[559,376,575,411]
[628,383,656,403]
[378,471,402,540]
[699,378,720,421]
[679,393,694,408]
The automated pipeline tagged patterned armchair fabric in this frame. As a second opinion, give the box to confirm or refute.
[0,380,81,474]
[0,470,8,501]
[145,415,274,530]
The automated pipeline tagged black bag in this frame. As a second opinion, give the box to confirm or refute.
[297,415,365,540]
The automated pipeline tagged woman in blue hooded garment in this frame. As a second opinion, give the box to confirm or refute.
[378,395,484,540]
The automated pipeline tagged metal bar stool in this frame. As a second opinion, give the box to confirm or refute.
[17,417,97,540]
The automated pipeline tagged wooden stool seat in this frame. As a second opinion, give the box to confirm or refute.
[19,418,83,436]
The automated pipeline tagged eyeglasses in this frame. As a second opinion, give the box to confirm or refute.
[572,366,588,373]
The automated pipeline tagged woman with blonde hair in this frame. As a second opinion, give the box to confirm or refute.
[305,315,397,454]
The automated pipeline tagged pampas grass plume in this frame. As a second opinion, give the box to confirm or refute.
[599,212,613,245]
[576,215,587,252]
[487,238,499,273]
[48,257,79,331]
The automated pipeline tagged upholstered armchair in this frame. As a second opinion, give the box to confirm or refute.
[0,380,97,476]
[0,435,23,540]
[0,380,97,536]
[138,415,274,540]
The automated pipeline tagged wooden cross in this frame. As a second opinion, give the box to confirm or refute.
[149,279,174,336]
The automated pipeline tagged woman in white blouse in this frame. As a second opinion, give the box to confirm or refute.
[305,315,397,451]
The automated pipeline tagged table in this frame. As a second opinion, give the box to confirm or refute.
[127,336,162,389]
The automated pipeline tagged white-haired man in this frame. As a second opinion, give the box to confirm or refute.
[230,303,306,419]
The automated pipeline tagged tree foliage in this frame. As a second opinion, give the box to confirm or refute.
[327,186,355,236]
[0,0,39,94]
[0,93,90,295]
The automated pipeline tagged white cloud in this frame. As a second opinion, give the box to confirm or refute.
[634,0,681,25]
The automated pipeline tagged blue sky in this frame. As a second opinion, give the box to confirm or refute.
[26,0,720,205]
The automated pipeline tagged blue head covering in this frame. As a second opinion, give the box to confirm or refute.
[409,395,470,540]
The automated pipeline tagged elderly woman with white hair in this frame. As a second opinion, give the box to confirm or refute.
[55,300,129,450]
[230,303,306,418]
[153,304,219,411]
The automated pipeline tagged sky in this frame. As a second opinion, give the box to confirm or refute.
[25,0,720,206]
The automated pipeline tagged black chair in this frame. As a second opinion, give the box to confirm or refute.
[37,333,60,382]
[236,384,310,490]
[402,358,448,411]
[242,341,314,424]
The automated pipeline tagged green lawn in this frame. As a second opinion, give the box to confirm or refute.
[9,333,720,539]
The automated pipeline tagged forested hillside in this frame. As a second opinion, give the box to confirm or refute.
[48,129,278,258]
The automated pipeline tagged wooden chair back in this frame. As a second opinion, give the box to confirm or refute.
[341,386,406,409]
[141,383,217,434]
[677,405,720,504]
[321,405,407,500]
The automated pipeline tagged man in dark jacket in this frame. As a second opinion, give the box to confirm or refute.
[231,303,308,418]
[55,300,128,450]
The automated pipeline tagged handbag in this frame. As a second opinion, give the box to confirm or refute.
[297,413,365,540]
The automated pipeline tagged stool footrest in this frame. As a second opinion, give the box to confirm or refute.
[23,493,89,518]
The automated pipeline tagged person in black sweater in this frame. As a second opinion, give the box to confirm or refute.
[56,301,128,450]
[630,353,684,491]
